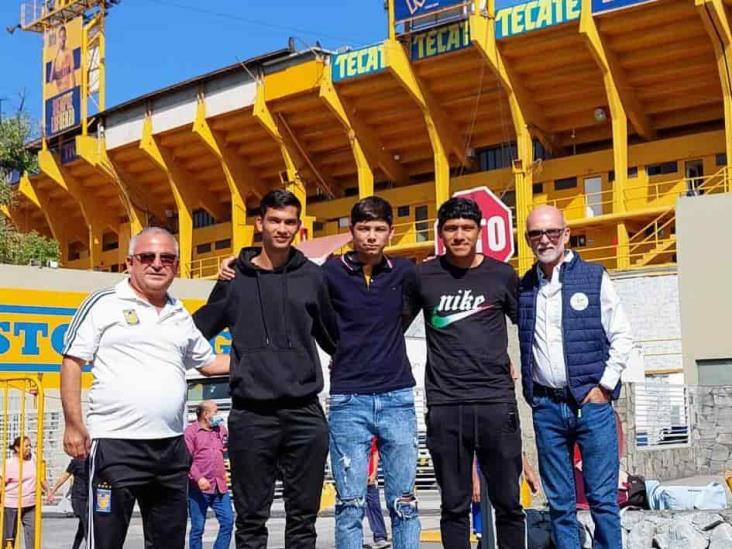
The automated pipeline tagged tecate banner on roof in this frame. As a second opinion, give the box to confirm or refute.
[592,0,656,14]
[411,21,471,61]
[332,44,386,83]
[394,0,466,22]
[495,0,581,39]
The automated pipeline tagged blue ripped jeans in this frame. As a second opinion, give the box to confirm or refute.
[328,388,421,549]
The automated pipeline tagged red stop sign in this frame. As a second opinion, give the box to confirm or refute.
[434,186,515,262]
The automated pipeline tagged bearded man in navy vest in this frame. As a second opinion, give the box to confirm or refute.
[518,205,633,549]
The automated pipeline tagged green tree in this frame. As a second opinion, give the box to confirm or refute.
[0,110,60,265]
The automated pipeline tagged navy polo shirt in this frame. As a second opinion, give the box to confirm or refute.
[322,252,417,395]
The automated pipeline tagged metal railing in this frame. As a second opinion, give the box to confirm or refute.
[389,217,437,248]
[634,382,690,450]
[0,377,45,549]
[187,253,232,280]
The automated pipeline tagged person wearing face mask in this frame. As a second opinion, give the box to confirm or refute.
[184,400,233,549]
[518,205,633,549]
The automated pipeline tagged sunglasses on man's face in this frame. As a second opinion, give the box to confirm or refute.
[527,228,565,242]
[130,252,178,266]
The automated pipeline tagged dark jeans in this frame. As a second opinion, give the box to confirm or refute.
[365,484,387,543]
[426,403,526,549]
[71,497,88,549]
[532,395,621,549]
[228,399,329,549]
[89,436,190,549]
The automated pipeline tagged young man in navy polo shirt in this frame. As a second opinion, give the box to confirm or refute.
[323,197,420,549]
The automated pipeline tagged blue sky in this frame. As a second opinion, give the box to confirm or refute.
[0,0,387,122]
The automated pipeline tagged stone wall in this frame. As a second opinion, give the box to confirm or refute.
[580,509,732,548]
[618,384,732,481]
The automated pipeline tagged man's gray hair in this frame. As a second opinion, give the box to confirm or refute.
[128,227,179,257]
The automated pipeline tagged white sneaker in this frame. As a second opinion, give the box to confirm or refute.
[372,540,391,549]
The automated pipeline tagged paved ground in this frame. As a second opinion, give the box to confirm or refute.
[41,514,445,548]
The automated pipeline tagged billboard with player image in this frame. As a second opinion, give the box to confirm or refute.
[43,16,82,137]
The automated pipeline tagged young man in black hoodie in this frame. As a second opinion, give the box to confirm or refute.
[193,189,339,549]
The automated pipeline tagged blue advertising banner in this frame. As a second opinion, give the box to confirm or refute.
[495,0,581,39]
[45,87,81,137]
[332,44,385,83]
[592,0,655,13]
[394,0,465,22]
[411,20,471,61]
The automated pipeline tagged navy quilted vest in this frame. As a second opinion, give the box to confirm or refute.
[518,253,615,404]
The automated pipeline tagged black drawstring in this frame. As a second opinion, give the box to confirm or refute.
[255,271,270,346]
[282,264,293,348]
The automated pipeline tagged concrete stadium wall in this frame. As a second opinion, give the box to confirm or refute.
[677,192,732,384]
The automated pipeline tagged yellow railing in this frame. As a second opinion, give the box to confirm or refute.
[0,377,45,549]
[536,167,732,223]
[389,217,437,249]
[188,253,233,280]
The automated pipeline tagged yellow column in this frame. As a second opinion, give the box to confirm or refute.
[193,99,255,252]
[139,116,194,277]
[38,148,110,269]
[319,65,374,198]
[696,0,732,168]
[76,135,145,235]
[21,175,70,264]
[383,39,451,207]
[580,0,630,268]
[470,2,533,272]
[253,81,312,240]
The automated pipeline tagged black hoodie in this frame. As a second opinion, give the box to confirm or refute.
[193,247,338,405]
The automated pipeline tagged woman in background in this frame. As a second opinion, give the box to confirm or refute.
[1,436,48,549]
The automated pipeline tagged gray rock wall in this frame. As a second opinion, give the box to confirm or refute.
[618,385,732,481]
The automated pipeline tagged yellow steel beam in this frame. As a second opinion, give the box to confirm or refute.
[580,1,638,268]
[696,0,732,167]
[320,66,408,190]
[141,115,201,276]
[75,135,145,235]
[20,174,75,263]
[139,119,227,223]
[276,111,339,199]
[383,38,452,207]
[319,65,374,197]
[253,80,307,205]
[579,2,655,141]
[383,38,469,168]
[38,148,114,268]
[192,99,256,252]
[470,2,535,273]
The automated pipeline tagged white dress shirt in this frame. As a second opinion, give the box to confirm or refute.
[532,251,633,392]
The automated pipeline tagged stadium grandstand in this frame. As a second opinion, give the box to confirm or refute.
[5,0,731,278]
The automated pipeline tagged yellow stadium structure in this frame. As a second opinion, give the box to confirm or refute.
[6,0,732,277]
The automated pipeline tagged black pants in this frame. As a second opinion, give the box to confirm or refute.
[427,403,526,549]
[88,436,191,549]
[228,399,329,549]
[71,497,88,549]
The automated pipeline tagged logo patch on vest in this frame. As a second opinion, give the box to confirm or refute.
[570,292,589,311]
